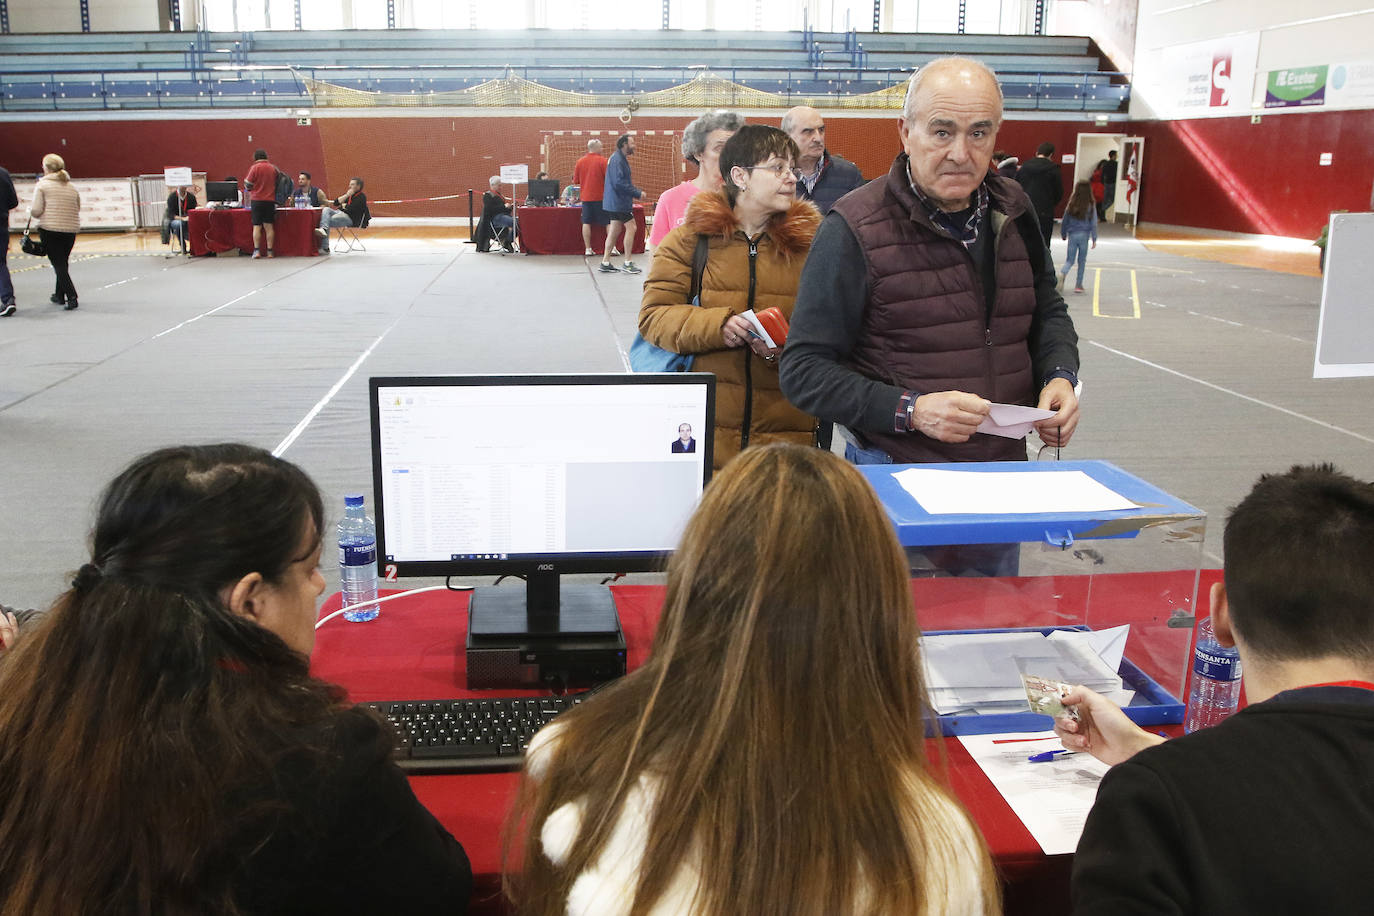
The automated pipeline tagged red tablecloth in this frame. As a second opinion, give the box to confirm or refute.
[310,571,1217,916]
[516,205,646,255]
[186,206,320,257]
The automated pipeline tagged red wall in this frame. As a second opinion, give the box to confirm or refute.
[1128,109,1374,239]
[1,118,328,193]
[2,109,1370,237]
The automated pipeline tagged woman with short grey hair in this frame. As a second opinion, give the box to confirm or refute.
[649,110,745,247]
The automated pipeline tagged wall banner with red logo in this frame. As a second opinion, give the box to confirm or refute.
[1146,33,1260,120]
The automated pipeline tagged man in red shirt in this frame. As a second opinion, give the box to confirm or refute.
[572,139,608,257]
[243,149,279,258]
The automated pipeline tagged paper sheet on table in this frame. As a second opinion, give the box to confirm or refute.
[738,309,777,349]
[893,468,1140,515]
[976,402,1056,439]
[921,628,1130,715]
[958,731,1111,855]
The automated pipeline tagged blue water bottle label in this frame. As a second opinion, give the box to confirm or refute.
[1194,646,1241,681]
[340,543,376,567]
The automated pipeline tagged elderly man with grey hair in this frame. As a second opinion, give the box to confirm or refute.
[781,105,865,213]
[780,58,1079,575]
[648,109,745,247]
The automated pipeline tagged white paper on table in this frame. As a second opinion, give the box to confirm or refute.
[957,731,1111,855]
[975,402,1057,439]
[738,309,777,349]
[893,468,1140,515]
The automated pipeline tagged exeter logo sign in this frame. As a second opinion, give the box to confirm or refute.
[1265,66,1329,108]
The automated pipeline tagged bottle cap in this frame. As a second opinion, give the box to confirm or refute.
[344,494,365,507]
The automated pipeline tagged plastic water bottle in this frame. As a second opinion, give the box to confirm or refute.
[294,192,306,209]
[337,494,380,622]
[1184,616,1242,732]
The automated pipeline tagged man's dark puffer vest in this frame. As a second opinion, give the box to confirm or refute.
[830,156,1044,463]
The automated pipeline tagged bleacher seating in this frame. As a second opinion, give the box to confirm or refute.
[0,29,1127,113]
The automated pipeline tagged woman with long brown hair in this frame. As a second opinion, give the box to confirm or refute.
[1059,179,1098,294]
[506,443,998,916]
[0,443,471,915]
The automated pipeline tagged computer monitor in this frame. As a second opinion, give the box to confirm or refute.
[369,373,715,685]
[206,180,238,203]
[526,179,559,204]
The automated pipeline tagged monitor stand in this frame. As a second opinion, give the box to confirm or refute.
[465,571,627,690]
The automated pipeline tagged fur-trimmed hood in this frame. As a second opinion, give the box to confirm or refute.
[681,191,821,259]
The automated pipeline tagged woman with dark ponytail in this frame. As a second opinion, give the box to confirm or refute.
[0,443,472,916]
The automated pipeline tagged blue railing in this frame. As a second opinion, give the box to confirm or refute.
[0,65,1128,113]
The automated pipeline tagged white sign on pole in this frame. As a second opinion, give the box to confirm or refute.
[499,164,529,184]
[164,166,193,187]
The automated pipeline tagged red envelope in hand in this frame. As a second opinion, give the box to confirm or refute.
[755,307,790,347]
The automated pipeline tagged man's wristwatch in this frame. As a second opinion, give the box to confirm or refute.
[1044,368,1082,396]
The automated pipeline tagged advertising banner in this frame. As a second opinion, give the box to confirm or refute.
[1265,66,1328,108]
[13,177,137,230]
[1326,60,1374,109]
[1148,33,1260,119]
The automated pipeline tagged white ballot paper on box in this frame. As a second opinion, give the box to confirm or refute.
[958,731,1111,855]
[976,402,1056,439]
[893,468,1140,515]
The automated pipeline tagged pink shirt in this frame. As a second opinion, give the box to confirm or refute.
[649,181,701,246]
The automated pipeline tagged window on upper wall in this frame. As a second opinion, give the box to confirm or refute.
[298,0,345,29]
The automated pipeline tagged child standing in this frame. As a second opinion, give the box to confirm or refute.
[1059,179,1098,293]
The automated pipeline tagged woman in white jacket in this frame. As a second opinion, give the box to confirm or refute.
[30,153,81,310]
[507,443,999,916]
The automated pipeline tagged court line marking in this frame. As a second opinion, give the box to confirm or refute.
[0,265,319,414]
[1141,300,1313,345]
[274,319,399,457]
[1090,268,1140,319]
[1087,340,1374,446]
[274,246,467,456]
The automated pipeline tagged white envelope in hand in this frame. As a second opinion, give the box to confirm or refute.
[976,402,1057,439]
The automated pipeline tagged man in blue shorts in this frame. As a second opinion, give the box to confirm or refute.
[600,134,643,274]
[573,139,608,257]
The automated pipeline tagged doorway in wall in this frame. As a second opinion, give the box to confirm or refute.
[1075,133,1125,224]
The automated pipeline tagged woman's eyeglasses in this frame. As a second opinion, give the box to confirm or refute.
[744,163,803,181]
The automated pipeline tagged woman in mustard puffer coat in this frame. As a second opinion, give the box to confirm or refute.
[639,125,822,470]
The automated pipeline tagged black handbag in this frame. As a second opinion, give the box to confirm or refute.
[20,219,45,257]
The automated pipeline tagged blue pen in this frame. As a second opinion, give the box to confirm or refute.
[1027,748,1075,763]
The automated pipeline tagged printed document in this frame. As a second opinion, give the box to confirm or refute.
[958,731,1111,855]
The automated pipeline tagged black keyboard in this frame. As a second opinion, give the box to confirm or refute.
[366,695,585,773]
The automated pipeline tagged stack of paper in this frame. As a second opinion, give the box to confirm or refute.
[921,626,1134,716]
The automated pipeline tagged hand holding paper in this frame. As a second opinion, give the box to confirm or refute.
[975,402,1057,439]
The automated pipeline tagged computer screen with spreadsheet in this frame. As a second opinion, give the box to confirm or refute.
[369,374,714,627]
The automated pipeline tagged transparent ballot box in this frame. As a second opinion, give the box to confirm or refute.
[856,461,1205,735]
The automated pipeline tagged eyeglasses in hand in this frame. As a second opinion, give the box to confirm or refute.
[744,162,803,181]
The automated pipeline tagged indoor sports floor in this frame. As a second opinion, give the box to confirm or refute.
[3,222,1370,611]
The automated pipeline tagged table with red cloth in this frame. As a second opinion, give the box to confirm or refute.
[515,204,646,255]
[186,206,320,257]
[310,571,1215,916]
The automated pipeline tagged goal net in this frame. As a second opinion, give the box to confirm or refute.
[542,131,684,223]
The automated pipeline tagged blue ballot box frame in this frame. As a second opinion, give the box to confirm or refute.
[927,625,1185,737]
[858,461,1203,735]
[856,460,1204,548]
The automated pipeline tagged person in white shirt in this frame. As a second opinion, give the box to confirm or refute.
[508,443,999,916]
